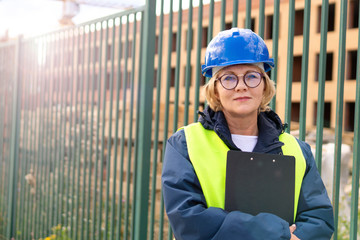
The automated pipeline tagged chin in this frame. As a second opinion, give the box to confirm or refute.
[231,109,258,118]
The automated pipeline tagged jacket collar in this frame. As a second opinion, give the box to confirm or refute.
[198,106,286,153]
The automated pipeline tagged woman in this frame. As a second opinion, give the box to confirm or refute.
[161,28,334,240]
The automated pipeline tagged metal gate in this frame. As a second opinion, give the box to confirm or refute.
[0,0,359,239]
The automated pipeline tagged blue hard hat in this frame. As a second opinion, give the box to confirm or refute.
[201,28,275,77]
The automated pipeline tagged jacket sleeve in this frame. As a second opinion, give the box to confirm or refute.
[161,130,292,240]
[293,140,334,240]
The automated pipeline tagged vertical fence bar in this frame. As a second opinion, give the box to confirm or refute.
[5,44,14,236]
[129,13,140,240]
[74,26,86,240]
[109,16,122,240]
[39,37,46,238]
[27,40,39,239]
[78,25,89,240]
[17,41,30,240]
[92,23,103,240]
[122,14,131,240]
[299,0,311,141]
[232,0,239,28]
[40,36,48,237]
[149,1,164,238]
[16,41,24,239]
[159,1,174,237]
[32,38,39,239]
[64,29,75,231]
[50,34,58,230]
[149,0,164,238]
[103,18,116,240]
[70,29,78,239]
[15,41,23,238]
[245,0,252,29]
[6,37,22,240]
[258,0,265,38]
[39,38,48,237]
[208,0,214,43]
[26,42,35,239]
[270,0,280,110]
[80,24,92,240]
[113,16,125,240]
[183,0,193,125]
[26,41,36,239]
[47,35,56,235]
[0,45,11,238]
[165,1,183,237]
[34,37,46,240]
[220,0,226,31]
[134,0,156,239]
[284,0,295,132]
[131,13,144,240]
[50,33,60,231]
[315,0,329,171]
[332,0,348,238]
[173,0,182,132]
[1,45,8,238]
[97,20,110,240]
[116,16,127,240]
[66,28,79,236]
[44,35,55,237]
[14,41,22,240]
[193,0,203,122]
[126,15,138,240]
[0,47,5,237]
[39,37,48,237]
[70,28,80,239]
[6,45,14,236]
[13,40,23,238]
[21,41,32,240]
[85,24,97,240]
[46,35,56,236]
[58,31,69,228]
[56,32,64,229]
[205,0,215,87]
[349,9,360,240]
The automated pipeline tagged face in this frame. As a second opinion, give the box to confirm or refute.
[215,64,265,119]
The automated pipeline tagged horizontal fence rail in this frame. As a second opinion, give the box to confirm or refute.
[0,0,360,239]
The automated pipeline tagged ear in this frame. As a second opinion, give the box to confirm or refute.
[214,84,220,99]
[262,78,266,92]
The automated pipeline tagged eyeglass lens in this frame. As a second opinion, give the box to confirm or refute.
[219,72,262,89]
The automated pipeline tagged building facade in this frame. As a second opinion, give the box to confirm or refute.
[155,0,359,132]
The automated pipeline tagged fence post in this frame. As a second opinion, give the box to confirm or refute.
[134,0,156,239]
[6,37,22,239]
[349,11,360,240]
[314,0,329,172]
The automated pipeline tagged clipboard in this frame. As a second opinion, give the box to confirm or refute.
[225,150,295,224]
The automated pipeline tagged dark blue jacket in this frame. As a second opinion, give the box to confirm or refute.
[162,106,334,240]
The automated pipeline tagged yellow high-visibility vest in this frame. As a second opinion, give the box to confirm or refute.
[183,122,306,223]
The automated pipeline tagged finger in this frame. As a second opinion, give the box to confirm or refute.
[290,233,301,240]
[289,224,296,233]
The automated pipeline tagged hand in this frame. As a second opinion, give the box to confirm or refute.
[289,224,301,240]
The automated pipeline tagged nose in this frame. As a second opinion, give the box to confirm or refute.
[235,76,248,91]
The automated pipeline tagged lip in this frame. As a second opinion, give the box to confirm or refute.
[234,96,251,101]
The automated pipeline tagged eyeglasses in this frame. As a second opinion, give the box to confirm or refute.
[216,71,264,90]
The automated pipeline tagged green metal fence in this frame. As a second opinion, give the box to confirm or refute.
[0,0,359,239]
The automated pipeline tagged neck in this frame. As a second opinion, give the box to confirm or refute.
[223,111,259,136]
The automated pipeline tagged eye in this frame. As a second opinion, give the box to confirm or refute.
[246,72,260,79]
[222,74,237,82]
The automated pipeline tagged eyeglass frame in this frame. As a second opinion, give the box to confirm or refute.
[215,71,265,90]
